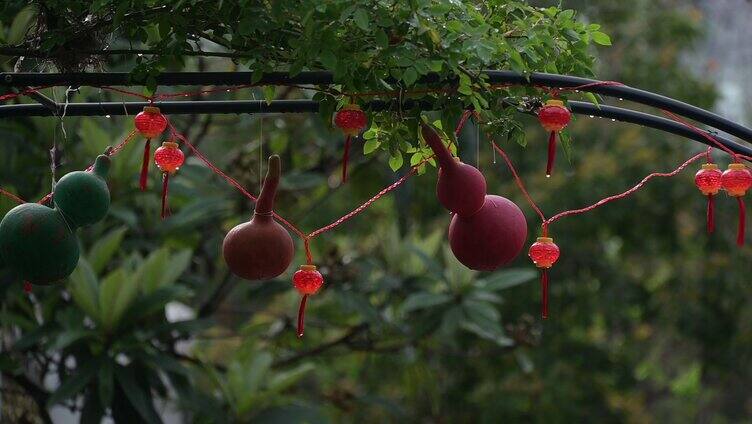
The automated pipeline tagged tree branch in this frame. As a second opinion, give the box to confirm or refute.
[272,323,369,368]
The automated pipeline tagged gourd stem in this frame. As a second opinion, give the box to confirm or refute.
[255,155,280,215]
[421,123,456,170]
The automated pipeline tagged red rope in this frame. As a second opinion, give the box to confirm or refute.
[490,141,547,224]
[545,152,705,226]
[0,188,25,204]
[0,86,53,102]
[662,111,738,162]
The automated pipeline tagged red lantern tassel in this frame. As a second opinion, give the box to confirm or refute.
[546,131,556,177]
[297,294,309,338]
[540,270,549,320]
[707,194,715,234]
[737,197,746,246]
[160,173,170,219]
[341,135,352,183]
[140,139,151,191]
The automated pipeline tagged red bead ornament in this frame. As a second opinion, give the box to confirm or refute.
[134,106,168,191]
[528,236,560,319]
[694,163,722,234]
[721,163,752,246]
[537,100,571,177]
[334,104,368,183]
[292,264,324,338]
[154,141,185,219]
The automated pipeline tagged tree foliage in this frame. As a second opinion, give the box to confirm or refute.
[0,1,747,423]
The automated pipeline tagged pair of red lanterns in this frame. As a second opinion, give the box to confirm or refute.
[133,106,186,218]
[695,160,752,244]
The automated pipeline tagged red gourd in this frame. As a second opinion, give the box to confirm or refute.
[421,123,486,217]
[222,155,294,280]
[448,195,528,271]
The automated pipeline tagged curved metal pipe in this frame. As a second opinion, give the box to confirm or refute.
[0,99,748,159]
[2,70,750,142]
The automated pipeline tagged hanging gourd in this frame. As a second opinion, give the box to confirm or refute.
[292,264,324,337]
[721,162,752,246]
[334,103,368,183]
[537,100,571,177]
[154,141,185,219]
[134,106,168,190]
[694,162,722,234]
[421,123,486,216]
[421,123,527,271]
[0,152,111,285]
[222,155,294,280]
[528,236,560,319]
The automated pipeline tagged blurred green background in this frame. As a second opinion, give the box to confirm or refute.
[1,1,751,423]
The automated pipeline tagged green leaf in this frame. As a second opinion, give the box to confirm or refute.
[88,227,127,274]
[98,360,114,408]
[388,153,403,171]
[48,329,94,351]
[402,67,418,86]
[591,31,612,46]
[375,30,388,48]
[263,86,275,105]
[99,269,139,331]
[114,366,162,424]
[480,269,537,291]
[48,358,100,407]
[401,292,452,314]
[353,9,370,31]
[267,363,315,393]
[363,137,380,154]
[68,259,100,321]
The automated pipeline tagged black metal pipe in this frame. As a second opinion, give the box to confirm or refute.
[1,70,750,143]
[1,98,748,158]
[567,101,752,157]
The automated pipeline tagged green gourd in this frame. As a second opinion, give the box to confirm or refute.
[54,154,111,228]
[0,151,112,285]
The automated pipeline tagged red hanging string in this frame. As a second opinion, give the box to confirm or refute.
[0,86,54,102]
[707,195,715,234]
[161,173,170,219]
[546,131,557,177]
[540,270,549,319]
[297,294,309,338]
[737,197,746,246]
[341,135,352,183]
[140,139,151,191]
[490,141,547,224]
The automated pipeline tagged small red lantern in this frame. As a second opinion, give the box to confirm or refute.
[694,163,723,234]
[154,141,185,219]
[334,104,368,183]
[537,100,571,177]
[528,236,560,319]
[292,264,324,337]
[721,163,752,246]
[134,106,168,191]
